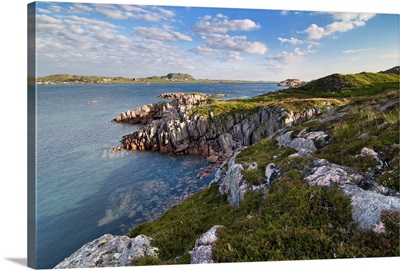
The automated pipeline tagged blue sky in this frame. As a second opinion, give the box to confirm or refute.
[34,1,399,81]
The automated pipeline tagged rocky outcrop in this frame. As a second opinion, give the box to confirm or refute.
[277,129,331,157]
[277,79,307,88]
[115,93,320,159]
[54,234,158,268]
[213,151,270,207]
[190,225,223,264]
[302,157,400,230]
[340,185,400,230]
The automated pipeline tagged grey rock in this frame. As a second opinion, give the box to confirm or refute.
[246,162,258,170]
[317,112,347,123]
[218,133,234,154]
[340,185,400,230]
[304,159,363,187]
[277,131,317,156]
[191,225,223,264]
[218,152,247,207]
[54,234,158,268]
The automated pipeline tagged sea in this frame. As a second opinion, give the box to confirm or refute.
[36,82,285,268]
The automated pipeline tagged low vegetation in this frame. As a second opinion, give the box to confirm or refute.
[127,69,399,265]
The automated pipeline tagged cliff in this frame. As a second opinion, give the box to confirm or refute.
[113,93,332,161]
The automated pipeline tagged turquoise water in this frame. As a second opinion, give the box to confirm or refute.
[36,83,282,268]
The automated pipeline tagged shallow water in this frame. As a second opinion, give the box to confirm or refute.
[35,83,282,268]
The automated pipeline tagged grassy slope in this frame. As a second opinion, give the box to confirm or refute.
[128,72,399,265]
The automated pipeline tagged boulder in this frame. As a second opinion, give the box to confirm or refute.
[190,225,223,264]
[304,159,363,187]
[54,234,158,268]
[340,185,400,230]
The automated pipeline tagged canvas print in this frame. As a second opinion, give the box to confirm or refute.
[28,1,399,269]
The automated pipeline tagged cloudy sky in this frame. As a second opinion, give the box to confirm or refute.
[34,1,399,81]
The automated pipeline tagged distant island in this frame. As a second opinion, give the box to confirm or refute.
[277,78,307,88]
[36,73,271,85]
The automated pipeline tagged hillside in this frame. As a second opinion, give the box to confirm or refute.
[55,69,399,268]
[297,71,399,93]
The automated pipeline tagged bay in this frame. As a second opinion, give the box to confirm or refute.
[36,83,283,268]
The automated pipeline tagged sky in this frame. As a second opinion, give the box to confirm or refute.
[33,1,399,81]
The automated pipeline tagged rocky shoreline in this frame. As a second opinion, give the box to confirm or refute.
[113,92,320,162]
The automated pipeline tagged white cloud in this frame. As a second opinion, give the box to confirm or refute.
[94,5,176,22]
[190,14,266,62]
[49,4,63,13]
[37,8,51,14]
[342,48,373,53]
[221,51,244,62]
[304,12,376,40]
[266,47,315,68]
[96,7,130,20]
[133,27,192,42]
[192,15,260,35]
[189,46,219,57]
[71,3,93,12]
[331,13,375,22]
[204,34,267,54]
[36,10,201,77]
[37,14,62,24]
[278,37,304,45]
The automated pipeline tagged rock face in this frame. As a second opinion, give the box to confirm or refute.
[54,234,158,269]
[115,93,320,158]
[190,225,223,264]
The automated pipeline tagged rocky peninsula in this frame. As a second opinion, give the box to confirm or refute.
[55,68,400,268]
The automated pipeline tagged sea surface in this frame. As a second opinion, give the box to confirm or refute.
[36,82,284,268]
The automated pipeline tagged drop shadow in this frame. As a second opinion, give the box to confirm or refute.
[5,257,27,267]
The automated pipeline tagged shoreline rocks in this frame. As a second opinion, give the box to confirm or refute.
[114,92,321,159]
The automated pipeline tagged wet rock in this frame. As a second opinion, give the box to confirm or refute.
[190,225,223,264]
[54,234,158,268]
[207,155,219,163]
